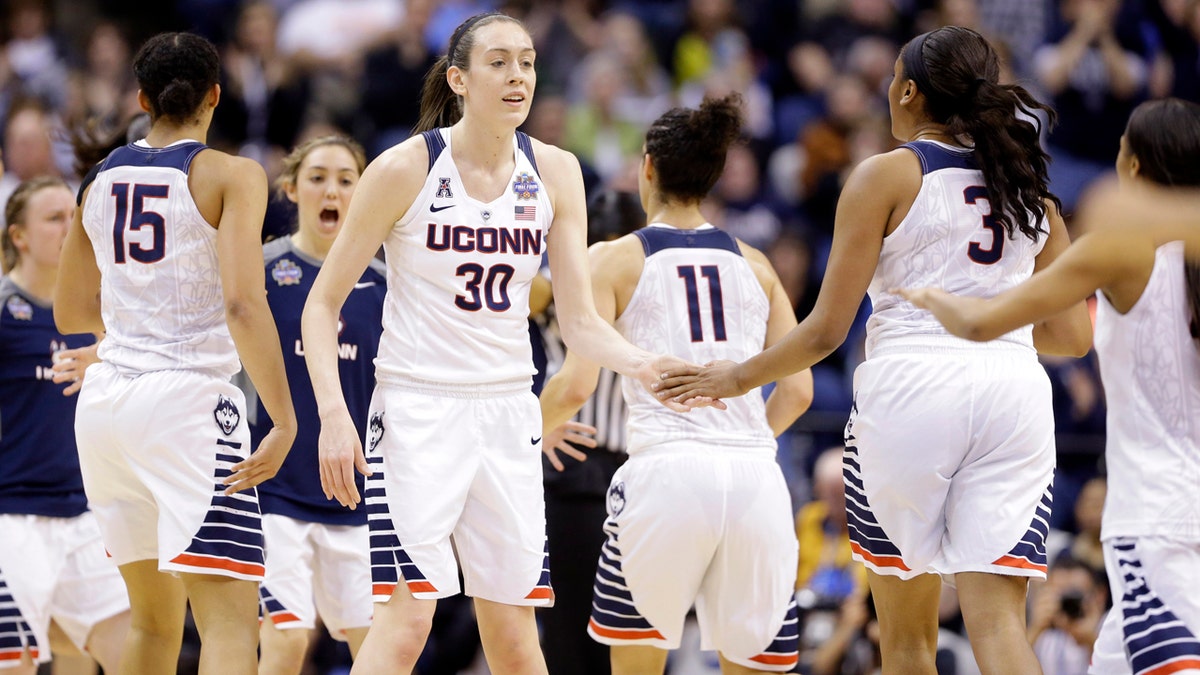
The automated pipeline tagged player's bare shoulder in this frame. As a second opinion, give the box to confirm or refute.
[736,239,784,295]
[524,136,582,204]
[186,148,268,227]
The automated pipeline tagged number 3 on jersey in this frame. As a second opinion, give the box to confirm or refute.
[111,182,168,264]
[678,265,726,342]
[964,185,1003,265]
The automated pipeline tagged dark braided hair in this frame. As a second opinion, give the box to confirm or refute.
[901,26,1059,242]
[644,93,743,203]
[132,32,220,124]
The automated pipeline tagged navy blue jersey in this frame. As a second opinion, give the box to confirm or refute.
[245,238,387,525]
[0,277,94,517]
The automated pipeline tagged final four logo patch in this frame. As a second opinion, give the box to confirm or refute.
[512,172,539,200]
[214,395,241,436]
[5,294,32,320]
[271,258,302,286]
[367,412,385,452]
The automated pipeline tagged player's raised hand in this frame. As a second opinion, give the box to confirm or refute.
[316,410,372,508]
[224,423,296,495]
[654,359,743,405]
[542,420,598,472]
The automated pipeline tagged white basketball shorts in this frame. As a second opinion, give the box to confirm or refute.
[845,344,1055,580]
[587,448,800,672]
[258,514,371,639]
[75,363,265,580]
[0,512,129,667]
[363,379,551,606]
[1091,537,1200,674]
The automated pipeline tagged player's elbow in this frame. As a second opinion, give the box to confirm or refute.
[223,295,260,328]
[560,377,596,410]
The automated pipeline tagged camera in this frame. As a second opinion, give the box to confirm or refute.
[1059,589,1085,620]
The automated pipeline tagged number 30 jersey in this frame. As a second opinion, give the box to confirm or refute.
[866,140,1047,357]
[376,128,552,387]
[81,140,238,379]
[617,224,776,457]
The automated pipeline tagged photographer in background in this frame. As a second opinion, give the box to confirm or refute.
[1028,554,1108,674]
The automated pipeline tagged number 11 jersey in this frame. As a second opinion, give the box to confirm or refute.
[80,140,238,379]
[377,128,552,387]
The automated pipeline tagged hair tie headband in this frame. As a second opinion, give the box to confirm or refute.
[448,12,504,63]
[901,31,934,98]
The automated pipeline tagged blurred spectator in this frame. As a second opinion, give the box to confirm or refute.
[357,0,438,156]
[705,142,783,250]
[1057,476,1108,575]
[806,0,905,69]
[63,21,138,136]
[3,0,70,112]
[794,447,867,603]
[210,0,311,167]
[0,99,70,211]
[522,94,601,198]
[587,9,673,128]
[563,52,645,184]
[1042,351,1106,531]
[1028,555,1108,674]
[1034,0,1149,209]
[977,0,1052,79]
[1148,0,1200,101]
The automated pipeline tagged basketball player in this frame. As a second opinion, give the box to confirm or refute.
[248,136,380,673]
[0,178,129,675]
[898,98,1200,675]
[54,32,295,675]
[538,94,814,674]
[300,11,699,674]
[656,26,1094,674]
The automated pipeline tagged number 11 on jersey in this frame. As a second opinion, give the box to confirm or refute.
[677,265,726,342]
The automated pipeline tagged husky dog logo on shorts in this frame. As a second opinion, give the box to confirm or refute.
[367,412,385,452]
[213,395,241,436]
[608,481,626,517]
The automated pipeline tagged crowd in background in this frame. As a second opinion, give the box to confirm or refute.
[3,0,1193,672]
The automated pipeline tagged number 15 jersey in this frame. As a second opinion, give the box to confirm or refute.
[80,140,238,379]
[866,140,1047,358]
[377,129,552,387]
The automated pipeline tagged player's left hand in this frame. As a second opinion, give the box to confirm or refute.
[224,422,296,495]
[542,420,598,472]
[654,359,744,404]
[51,344,101,396]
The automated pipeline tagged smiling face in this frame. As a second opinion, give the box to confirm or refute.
[451,20,537,127]
[8,184,74,272]
[286,143,361,246]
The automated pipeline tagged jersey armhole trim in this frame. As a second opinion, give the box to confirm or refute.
[421,129,447,173]
[516,131,540,177]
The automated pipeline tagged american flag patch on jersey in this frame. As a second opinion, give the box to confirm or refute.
[515,205,536,221]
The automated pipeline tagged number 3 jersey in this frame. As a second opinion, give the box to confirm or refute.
[617,224,775,457]
[865,140,1047,357]
[80,140,238,379]
[377,128,551,387]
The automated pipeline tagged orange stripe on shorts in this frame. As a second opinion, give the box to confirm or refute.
[588,617,665,641]
[850,541,911,571]
[169,553,264,577]
[750,652,800,666]
[991,555,1047,573]
[1144,658,1200,675]
[525,587,554,600]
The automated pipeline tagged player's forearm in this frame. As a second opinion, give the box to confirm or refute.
[558,310,654,379]
[764,370,814,437]
[227,298,296,429]
[300,297,350,420]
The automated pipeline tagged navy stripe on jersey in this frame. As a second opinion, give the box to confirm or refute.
[748,599,800,670]
[422,130,447,172]
[992,484,1051,573]
[1110,539,1200,675]
[516,131,539,176]
[365,454,438,597]
[843,440,911,572]
[634,226,741,258]
[589,519,666,641]
[258,585,302,626]
[103,141,207,173]
[169,451,266,579]
[0,568,38,663]
[902,140,977,174]
[525,540,554,601]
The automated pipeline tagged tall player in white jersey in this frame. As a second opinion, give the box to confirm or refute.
[538,94,813,674]
[300,12,698,675]
[900,98,1200,675]
[54,32,296,675]
[657,27,1094,675]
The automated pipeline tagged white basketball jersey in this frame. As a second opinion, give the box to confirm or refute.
[1095,241,1200,541]
[81,140,238,379]
[866,141,1047,357]
[376,129,552,386]
[617,224,775,456]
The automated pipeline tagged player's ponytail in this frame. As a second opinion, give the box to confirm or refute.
[414,12,526,134]
[901,26,1059,243]
[644,93,744,203]
[1123,98,1200,341]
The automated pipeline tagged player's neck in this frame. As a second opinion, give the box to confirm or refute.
[291,230,331,262]
[907,124,956,146]
[143,120,209,147]
[646,204,707,230]
[8,262,55,303]
[450,120,514,170]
